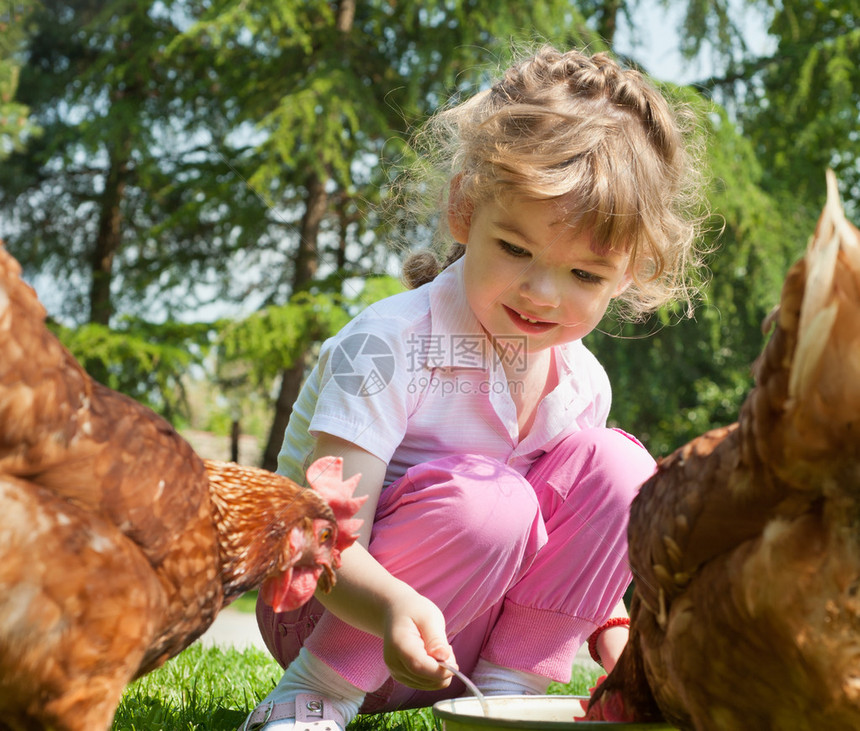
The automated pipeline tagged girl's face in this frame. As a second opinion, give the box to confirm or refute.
[450,193,632,356]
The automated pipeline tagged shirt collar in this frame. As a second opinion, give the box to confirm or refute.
[553,339,579,377]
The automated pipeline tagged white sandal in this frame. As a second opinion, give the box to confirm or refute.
[241,692,347,731]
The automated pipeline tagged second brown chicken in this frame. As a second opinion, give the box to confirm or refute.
[586,171,860,729]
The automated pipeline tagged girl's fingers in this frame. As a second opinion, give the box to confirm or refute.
[386,634,454,689]
[426,637,455,663]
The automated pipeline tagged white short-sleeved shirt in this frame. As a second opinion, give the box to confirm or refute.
[277,259,612,487]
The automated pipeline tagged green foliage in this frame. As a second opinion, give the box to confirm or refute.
[2,0,857,457]
[0,0,39,159]
[706,0,860,215]
[0,0,277,322]
[351,274,407,312]
[216,291,352,391]
[49,318,214,421]
[674,0,742,61]
[760,0,860,199]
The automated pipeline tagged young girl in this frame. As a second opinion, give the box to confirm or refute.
[240,45,703,731]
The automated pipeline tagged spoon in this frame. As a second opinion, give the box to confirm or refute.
[439,661,490,717]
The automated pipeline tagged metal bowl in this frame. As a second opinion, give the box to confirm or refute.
[432,695,677,730]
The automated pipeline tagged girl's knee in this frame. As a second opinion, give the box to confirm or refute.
[382,454,544,556]
[588,427,657,493]
[529,427,657,511]
[370,456,547,605]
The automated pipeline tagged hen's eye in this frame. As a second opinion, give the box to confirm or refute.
[319,527,333,543]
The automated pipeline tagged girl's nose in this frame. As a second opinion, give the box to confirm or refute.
[519,267,561,308]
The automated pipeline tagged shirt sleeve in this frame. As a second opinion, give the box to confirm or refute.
[307,311,421,466]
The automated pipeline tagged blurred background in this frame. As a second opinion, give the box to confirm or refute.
[0,0,857,465]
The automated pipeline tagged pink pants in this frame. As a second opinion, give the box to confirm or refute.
[256,427,656,712]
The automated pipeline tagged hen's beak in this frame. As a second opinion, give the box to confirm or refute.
[259,523,339,612]
[315,562,336,594]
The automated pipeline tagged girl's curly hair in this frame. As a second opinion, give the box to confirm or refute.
[398,45,709,319]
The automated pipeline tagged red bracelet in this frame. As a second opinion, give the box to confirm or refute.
[587,617,630,667]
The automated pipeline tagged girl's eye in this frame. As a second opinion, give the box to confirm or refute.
[499,240,529,257]
[572,269,603,284]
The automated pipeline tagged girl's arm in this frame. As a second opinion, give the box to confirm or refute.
[310,433,455,690]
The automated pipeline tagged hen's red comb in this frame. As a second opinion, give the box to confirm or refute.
[306,456,367,554]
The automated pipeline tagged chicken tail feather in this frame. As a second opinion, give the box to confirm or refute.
[790,169,860,403]
[753,170,860,491]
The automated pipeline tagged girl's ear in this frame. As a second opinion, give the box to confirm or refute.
[612,271,634,297]
[447,174,473,244]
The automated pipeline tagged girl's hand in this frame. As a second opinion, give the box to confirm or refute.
[382,586,455,690]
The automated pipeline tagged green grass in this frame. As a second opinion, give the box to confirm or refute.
[112,644,601,731]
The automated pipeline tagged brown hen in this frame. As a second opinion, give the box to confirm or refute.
[0,244,365,731]
[586,171,860,730]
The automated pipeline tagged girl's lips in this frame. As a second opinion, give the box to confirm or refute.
[504,305,556,333]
